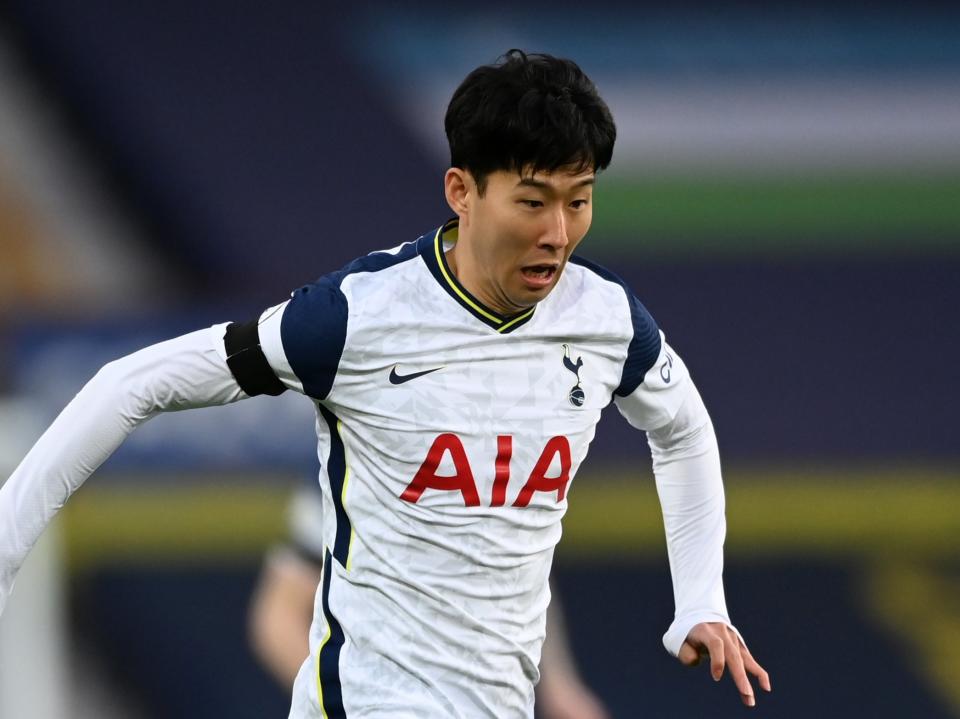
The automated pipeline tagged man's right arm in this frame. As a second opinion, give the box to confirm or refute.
[0,323,256,615]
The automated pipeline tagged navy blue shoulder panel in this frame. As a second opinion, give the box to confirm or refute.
[327,238,424,285]
[569,256,662,397]
[281,240,422,400]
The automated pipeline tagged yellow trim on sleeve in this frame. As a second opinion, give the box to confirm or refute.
[336,420,356,572]
[315,621,332,718]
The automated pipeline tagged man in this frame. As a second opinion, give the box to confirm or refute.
[0,50,770,717]
[249,483,610,719]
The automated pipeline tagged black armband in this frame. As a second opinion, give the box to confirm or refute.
[224,319,287,397]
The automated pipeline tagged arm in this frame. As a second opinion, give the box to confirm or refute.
[646,380,730,654]
[615,336,770,706]
[0,324,246,615]
[537,580,610,719]
[249,486,326,689]
[248,547,321,689]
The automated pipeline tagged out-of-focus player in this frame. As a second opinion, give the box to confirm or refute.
[1,49,771,717]
[249,485,610,719]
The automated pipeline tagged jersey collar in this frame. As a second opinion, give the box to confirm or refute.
[419,218,536,334]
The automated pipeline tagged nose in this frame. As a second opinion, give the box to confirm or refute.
[538,207,569,251]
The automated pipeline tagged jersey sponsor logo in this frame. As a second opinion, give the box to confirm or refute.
[401,434,572,507]
[562,344,585,407]
[388,365,444,385]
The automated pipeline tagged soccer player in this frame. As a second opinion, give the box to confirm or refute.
[0,49,771,717]
[249,483,610,719]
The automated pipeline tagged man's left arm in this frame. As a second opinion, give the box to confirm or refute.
[614,334,771,707]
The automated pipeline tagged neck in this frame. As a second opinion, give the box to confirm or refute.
[444,241,524,317]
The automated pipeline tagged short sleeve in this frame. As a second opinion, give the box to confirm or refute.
[567,255,661,398]
[257,276,349,400]
[614,292,662,398]
[614,332,691,431]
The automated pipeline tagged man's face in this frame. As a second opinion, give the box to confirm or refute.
[458,165,595,315]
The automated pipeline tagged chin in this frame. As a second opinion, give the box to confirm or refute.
[513,287,552,308]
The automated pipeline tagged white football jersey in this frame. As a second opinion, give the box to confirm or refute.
[0,217,734,719]
[236,219,685,718]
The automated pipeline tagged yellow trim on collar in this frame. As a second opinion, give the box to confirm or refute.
[497,307,535,333]
[433,226,502,325]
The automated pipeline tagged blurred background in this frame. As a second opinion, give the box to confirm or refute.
[0,1,958,717]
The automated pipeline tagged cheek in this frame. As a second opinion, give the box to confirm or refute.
[491,217,531,258]
[493,237,527,275]
[569,212,592,250]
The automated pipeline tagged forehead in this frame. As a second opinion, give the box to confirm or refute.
[486,165,595,193]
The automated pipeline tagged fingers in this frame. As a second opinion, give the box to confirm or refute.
[682,623,772,708]
[722,632,755,707]
[706,634,726,683]
[741,644,772,693]
[677,641,701,667]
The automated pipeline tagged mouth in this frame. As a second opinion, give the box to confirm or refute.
[520,263,559,290]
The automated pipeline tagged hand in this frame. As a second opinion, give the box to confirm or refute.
[537,675,611,719]
[678,622,771,707]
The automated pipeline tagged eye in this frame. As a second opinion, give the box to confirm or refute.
[570,199,589,209]
[519,199,543,208]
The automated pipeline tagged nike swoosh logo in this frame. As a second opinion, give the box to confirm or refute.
[389,365,444,385]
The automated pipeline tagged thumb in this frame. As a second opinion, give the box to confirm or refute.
[677,641,701,667]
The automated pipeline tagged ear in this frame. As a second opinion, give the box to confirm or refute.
[444,167,472,218]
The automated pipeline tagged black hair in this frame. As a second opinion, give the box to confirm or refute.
[445,49,616,195]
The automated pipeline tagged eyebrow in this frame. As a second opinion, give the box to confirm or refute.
[515,176,595,191]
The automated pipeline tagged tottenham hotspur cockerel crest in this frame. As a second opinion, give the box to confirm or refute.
[562,344,585,407]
